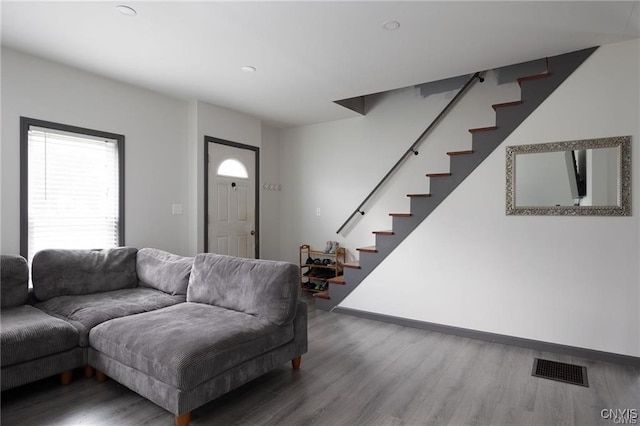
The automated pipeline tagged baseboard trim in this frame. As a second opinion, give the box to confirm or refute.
[332,306,640,368]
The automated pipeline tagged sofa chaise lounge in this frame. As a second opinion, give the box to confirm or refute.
[0,247,307,426]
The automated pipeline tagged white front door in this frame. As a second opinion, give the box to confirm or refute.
[208,142,256,258]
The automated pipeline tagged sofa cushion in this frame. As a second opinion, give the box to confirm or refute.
[1,305,79,367]
[136,248,193,295]
[1,255,29,308]
[35,288,185,346]
[32,247,138,302]
[89,302,294,390]
[186,254,299,326]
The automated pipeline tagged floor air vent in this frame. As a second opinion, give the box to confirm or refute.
[532,358,588,387]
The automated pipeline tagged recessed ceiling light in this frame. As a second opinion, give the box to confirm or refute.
[383,20,400,31]
[116,5,137,16]
[241,66,257,73]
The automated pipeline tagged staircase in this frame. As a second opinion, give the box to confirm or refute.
[315,46,598,311]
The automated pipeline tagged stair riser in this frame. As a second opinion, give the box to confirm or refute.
[428,175,465,198]
[448,153,484,178]
[494,102,531,132]
[343,266,375,290]
[324,281,351,301]
[374,230,410,254]
[356,251,386,273]
[522,48,596,103]
[409,196,436,216]
[409,190,459,222]
[519,70,569,100]
[470,126,512,148]
[517,79,561,115]
[313,267,362,309]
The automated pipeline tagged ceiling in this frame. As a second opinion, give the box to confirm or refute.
[2,1,639,128]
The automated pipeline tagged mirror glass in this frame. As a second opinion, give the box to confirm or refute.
[506,136,631,216]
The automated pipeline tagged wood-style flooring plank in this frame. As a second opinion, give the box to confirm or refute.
[2,293,638,426]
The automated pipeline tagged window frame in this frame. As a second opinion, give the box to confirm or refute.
[20,117,125,258]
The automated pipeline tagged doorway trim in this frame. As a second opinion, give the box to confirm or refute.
[204,136,260,258]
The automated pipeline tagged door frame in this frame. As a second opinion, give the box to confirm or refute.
[204,136,260,258]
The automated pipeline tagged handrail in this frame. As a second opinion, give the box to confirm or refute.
[336,71,485,234]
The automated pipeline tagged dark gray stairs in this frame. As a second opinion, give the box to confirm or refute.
[315,46,598,311]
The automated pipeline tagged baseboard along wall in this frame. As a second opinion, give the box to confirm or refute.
[332,306,640,368]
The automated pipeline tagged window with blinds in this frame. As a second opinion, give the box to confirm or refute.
[20,118,124,262]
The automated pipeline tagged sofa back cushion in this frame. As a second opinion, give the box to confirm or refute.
[136,248,193,295]
[187,253,299,326]
[32,247,138,301]
[1,255,29,308]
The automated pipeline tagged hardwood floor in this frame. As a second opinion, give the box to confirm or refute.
[2,294,639,425]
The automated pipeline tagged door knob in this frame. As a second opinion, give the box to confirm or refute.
[250,230,256,236]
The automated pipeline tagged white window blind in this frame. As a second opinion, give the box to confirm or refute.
[27,126,120,262]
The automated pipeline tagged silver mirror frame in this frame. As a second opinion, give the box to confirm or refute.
[506,136,631,216]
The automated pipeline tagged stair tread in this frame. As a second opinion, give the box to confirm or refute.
[389,213,412,217]
[356,246,378,253]
[517,72,550,86]
[327,276,345,284]
[469,126,497,133]
[447,150,474,156]
[312,290,330,299]
[407,193,431,197]
[492,100,523,110]
[343,262,361,269]
[426,172,452,177]
[372,230,394,235]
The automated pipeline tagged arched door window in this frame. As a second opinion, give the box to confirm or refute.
[217,158,248,178]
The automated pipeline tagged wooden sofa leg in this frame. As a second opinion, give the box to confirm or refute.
[84,365,95,378]
[175,412,191,426]
[292,355,302,370]
[60,370,73,385]
[95,370,108,382]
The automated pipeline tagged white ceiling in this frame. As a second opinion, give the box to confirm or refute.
[2,1,639,128]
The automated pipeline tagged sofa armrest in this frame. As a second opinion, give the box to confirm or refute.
[1,255,29,308]
[187,253,299,326]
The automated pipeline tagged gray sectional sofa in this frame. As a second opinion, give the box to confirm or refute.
[1,254,83,390]
[0,247,307,426]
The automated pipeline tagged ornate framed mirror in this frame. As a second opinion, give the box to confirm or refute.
[506,136,631,216]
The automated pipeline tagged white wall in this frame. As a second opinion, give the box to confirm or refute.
[187,100,262,255]
[186,101,282,259]
[3,39,637,356]
[278,72,520,265]
[279,39,639,357]
[342,39,640,357]
[1,47,190,255]
[1,48,281,259]
[260,124,282,260]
